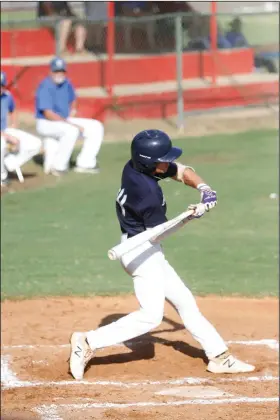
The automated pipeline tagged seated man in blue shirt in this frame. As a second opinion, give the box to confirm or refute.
[186,16,231,51]
[35,57,104,175]
[1,72,41,187]
[225,18,277,74]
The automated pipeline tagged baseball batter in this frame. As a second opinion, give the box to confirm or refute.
[1,71,41,186]
[70,129,255,379]
[35,57,104,175]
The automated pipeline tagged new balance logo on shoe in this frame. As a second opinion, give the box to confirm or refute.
[74,345,82,358]
[223,358,236,368]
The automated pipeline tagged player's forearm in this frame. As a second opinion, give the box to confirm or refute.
[174,163,209,189]
[181,167,217,212]
[43,110,66,122]
[182,168,208,189]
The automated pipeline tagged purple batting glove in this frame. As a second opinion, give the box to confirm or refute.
[197,184,217,211]
[200,189,217,211]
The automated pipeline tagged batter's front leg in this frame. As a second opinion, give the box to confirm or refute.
[70,244,166,380]
[86,262,165,348]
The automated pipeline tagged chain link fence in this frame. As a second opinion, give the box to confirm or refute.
[178,11,279,128]
[1,3,279,126]
[113,13,179,54]
[2,5,278,56]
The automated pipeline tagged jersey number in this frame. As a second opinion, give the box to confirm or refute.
[116,188,127,216]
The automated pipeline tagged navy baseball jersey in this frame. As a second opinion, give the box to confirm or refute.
[116,160,177,238]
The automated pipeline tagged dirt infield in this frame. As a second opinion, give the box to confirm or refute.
[1,296,279,419]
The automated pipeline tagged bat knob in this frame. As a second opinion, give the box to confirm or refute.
[108,250,117,260]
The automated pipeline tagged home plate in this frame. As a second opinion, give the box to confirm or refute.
[155,386,233,398]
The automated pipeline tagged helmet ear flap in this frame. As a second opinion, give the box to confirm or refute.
[132,157,157,174]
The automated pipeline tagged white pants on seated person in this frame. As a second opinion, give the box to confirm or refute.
[36,119,80,172]
[36,118,104,173]
[86,238,228,360]
[1,128,41,181]
[68,118,104,169]
[1,136,8,182]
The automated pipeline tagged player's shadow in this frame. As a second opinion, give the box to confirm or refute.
[88,312,208,368]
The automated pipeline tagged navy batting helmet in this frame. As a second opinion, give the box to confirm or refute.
[131,129,182,174]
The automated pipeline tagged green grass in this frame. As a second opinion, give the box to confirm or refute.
[1,129,278,299]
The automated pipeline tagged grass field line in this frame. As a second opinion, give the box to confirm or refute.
[2,338,279,351]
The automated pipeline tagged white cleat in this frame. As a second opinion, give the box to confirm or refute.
[45,168,67,177]
[74,166,100,174]
[70,332,95,380]
[207,351,255,374]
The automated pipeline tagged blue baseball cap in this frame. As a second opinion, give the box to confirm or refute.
[50,57,67,72]
[1,71,7,86]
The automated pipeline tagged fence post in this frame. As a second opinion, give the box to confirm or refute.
[54,19,60,56]
[107,2,115,99]
[175,14,184,132]
[210,1,217,85]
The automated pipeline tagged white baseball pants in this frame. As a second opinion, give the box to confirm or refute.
[36,118,104,173]
[68,118,104,169]
[86,240,228,360]
[1,128,41,181]
[1,135,8,181]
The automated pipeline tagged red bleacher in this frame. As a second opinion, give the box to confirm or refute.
[1,27,278,120]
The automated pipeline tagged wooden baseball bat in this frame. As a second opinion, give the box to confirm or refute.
[108,208,196,261]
